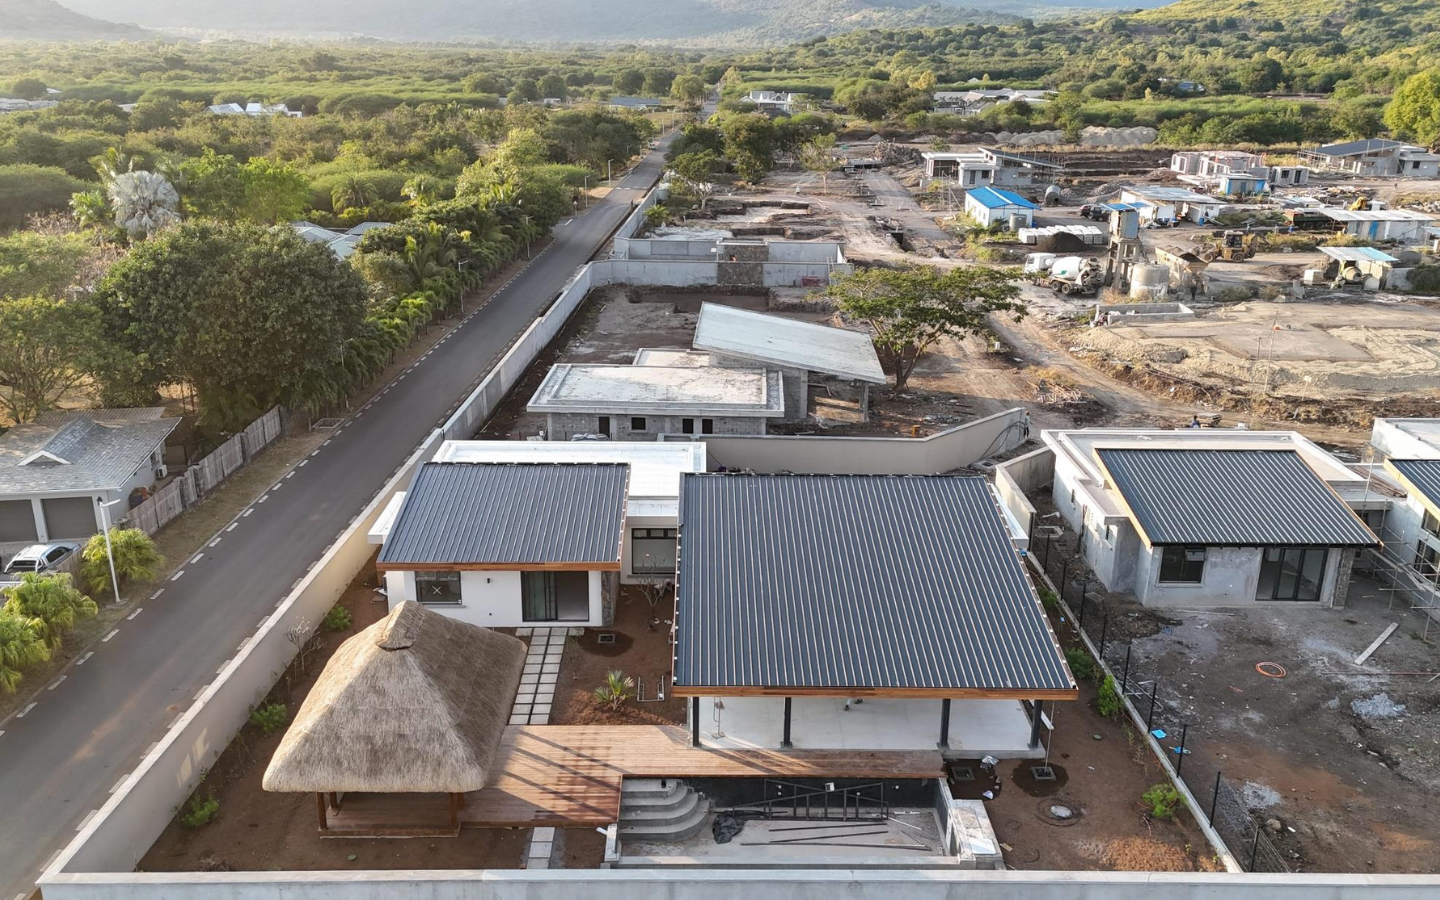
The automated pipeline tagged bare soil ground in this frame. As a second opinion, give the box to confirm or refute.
[138,557,529,873]
[952,606,1218,872]
[551,585,685,727]
[1125,579,1440,873]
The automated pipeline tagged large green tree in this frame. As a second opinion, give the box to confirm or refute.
[823,265,1025,390]
[96,222,368,432]
[718,113,778,183]
[1385,70,1440,147]
[0,295,106,423]
[179,149,311,224]
[3,574,97,651]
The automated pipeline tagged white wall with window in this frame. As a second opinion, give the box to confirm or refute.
[383,568,605,627]
[1134,544,1343,607]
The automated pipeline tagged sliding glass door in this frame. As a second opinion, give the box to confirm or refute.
[1256,547,1328,601]
[521,572,558,622]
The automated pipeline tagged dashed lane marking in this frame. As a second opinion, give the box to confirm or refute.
[48,676,66,690]
[76,651,93,665]
[17,702,36,717]
[102,629,118,642]
[127,607,143,620]
[190,553,203,564]
[209,537,221,547]
[226,522,238,532]
[171,569,186,580]
[242,509,254,517]
[150,588,164,600]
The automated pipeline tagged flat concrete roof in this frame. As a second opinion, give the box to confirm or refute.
[527,364,786,417]
[634,348,711,368]
[434,439,706,500]
[1320,208,1437,223]
[692,303,887,384]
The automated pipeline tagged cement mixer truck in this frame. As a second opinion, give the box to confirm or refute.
[1023,253,1105,295]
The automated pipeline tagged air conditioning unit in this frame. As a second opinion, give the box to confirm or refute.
[153,465,168,480]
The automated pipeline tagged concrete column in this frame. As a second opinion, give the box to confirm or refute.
[30,498,46,542]
[691,696,700,747]
[1029,700,1045,749]
[939,699,951,750]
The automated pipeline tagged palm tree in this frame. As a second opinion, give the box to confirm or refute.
[331,172,378,212]
[92,147,133,187]
[81,528,163,597]
[69,190,111,229]
[402,175,441,207]
[3,573,97,650]
[108,170,181,238]
[593,670,636,711]
[0,612,48,693]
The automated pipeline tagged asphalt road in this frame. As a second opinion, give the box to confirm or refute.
[0,136,677,899]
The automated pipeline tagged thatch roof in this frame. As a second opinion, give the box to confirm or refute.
[262,601,526,794]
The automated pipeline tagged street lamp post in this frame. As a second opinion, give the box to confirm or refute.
[607,159,613,185]
[582,174,590,208]
[96,497,124,605]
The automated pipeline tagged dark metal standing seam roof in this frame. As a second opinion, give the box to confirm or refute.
[1095,449,1378,548]
[673,474,1074,694]
[1389,459,1440,514]
[377,462,629,568]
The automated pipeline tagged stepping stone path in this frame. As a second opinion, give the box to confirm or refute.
[512,626,581,868]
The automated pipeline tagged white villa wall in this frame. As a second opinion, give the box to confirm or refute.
[383,569,604,627]
[620,513,678,585]
[1133,544,1343,608]
[1370,419,1440,461]
[691,407,1030,475]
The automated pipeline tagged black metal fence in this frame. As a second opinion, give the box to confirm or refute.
[1032,531,1290,873]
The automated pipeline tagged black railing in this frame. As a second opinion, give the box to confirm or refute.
[730,780,890,822]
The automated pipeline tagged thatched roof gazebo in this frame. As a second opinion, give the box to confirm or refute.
[263,601,526,836]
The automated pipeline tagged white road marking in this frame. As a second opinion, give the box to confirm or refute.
[76,651,93,665]
[216,660,229,674]
[242,508,254,517]
[226,522,238,532]
[48,676,65,690]
[171,569,186,580]
[17,702,36,717]
[257,495,268,503]
[150,588,164,600]
[127,607,143,620]
[298,459,308,467]
[322,439,332,446]
[103,629,118,642]
[109,776,127,794]
[190,553,203,564]
[285,471,295,478]
[208,538,221,547]
[76,809,99,832]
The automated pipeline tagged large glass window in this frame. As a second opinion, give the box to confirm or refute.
[1257,547,1328,601]
[1421,510,1440,542]
[415,570,461,605]
[632,527,678,576]
[1414,542,1440,586]
[521,571,589,622]
[1158,546,1206,583]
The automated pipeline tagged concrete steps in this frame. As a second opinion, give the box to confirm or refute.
[619,778,709,841]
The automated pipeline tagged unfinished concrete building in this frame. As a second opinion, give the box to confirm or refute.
[527,363,785,440]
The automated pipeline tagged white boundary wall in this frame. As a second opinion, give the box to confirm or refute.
[39,866,1440,899]
[691,407,1032,475]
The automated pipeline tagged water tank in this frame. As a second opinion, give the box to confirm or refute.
[1009,212,1029,232]
[1129,263,1170,300]
[1044,185,1063,205]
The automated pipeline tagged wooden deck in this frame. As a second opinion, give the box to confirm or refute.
[461,725,944,827]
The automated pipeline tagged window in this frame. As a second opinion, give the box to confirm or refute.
[682,418,694,434]
[1415,542,1440,585]
[521,571,589,622]
[632,527,678,576]
[415,570,461,605]
[1413,160,1422,171]
[1257,547,1328,601]
[1158,546,1206,584]
[630,417,647,432]
[597,416,611,438]
[1421,509,1440,542]
[702,418,714,435]
[1105,524,1117,545]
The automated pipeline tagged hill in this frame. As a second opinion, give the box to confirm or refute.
[53,0,1016,45]
[0,0,148,40]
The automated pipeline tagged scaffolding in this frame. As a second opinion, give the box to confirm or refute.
[1353,451,1440,640]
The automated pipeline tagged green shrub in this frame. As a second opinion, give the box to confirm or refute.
[1142,783,1181,819]
[0,164,91,229]
[248,703,288,734]
[81,528,163,597]
[1065,646,1096,681]
[2,573,97,649]
[1265,232,1319,253]
[1212,285,1253,304]
[181,796,220,829]
[1407,264,1440,294]
[1097,674,1123,718]
[322,605,352,632]
[1038,587,1058,610]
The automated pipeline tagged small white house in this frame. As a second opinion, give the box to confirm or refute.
[1319,208,1439,245]
[746,91,799,114]
[964,186,1038,228]
[1042,429,1378,608]
[1367,419,1440,606]
[371,442,707,628]
[1118,187,1224,225]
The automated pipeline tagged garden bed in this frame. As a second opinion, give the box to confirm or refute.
[550,586,686,726]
